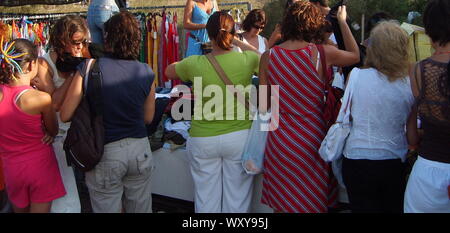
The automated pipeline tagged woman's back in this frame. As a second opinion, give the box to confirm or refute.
[417,58,450,163]
[344,68,414,161]
[89,57,154,144]
[174,51,259,137]
[0,85,50,162]
[268,45,324,117]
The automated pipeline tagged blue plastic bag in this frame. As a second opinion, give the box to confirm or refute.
[241,112,271,175]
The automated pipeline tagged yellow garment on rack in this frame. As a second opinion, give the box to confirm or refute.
[7,24,12,41]
[152,17,159,87]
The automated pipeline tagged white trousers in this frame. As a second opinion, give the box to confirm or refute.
[187,129,254,213]
[404,156,450,213]
[51,136,81,213]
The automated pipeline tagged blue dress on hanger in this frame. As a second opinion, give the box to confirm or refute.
[185,3,215,57]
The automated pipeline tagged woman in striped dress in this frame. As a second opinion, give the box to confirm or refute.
[259,1,360,213]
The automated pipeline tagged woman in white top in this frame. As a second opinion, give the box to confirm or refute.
[233,9,268,55]
[30,16,91,213]
[341,21,419,213]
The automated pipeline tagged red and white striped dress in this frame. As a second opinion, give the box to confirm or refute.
[261,45,338,213]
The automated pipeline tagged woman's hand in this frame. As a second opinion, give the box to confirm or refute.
[337,6,347,23]
[41,133,55,145]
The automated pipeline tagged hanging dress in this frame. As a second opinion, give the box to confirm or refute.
[152,15,159,87]
[261,45,337,213]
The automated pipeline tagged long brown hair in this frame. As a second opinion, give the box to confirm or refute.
[49,15,88,58]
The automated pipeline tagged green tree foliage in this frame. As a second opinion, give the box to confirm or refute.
[262,0,428,41]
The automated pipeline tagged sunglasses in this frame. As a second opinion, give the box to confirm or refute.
[70,39,88,46]
[253,24,265,30]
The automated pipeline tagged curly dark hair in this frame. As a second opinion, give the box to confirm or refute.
[281,1,326,42]
[49,15,88,58]
[423,0,450,47]
[242,9,267,32]
[104,11,141,60]
[0,39,38,84]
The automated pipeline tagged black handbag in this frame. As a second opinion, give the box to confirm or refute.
[190,34,212,55]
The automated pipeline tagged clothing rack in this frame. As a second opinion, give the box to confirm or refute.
[0,12,86,21]
[127,1,252,12]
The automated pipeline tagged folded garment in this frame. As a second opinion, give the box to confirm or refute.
[164,119,191,140]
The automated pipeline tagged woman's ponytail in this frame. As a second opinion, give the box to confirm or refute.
[206,11,236,51]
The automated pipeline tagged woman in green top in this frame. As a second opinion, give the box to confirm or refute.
[166,11,260,213]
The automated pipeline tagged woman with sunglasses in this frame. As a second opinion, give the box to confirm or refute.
[234,9,269,55]
[29,15,92,213]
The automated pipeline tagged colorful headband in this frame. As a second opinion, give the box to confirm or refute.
[0,36,28,77]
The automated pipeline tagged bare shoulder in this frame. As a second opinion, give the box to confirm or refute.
[22,89,52,107]
[186,0,194,7]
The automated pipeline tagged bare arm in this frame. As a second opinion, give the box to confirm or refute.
[60,71,83,123]
[40,92,59,137]
[406,106,420,147]
[409,62,421,98]
[165,63,180,80]
[51,76,74,112]
[233,38,261,55]
[325,6,360,67]
[144,81,156,124]
[183,0,207,30]
[33,58,56,94]
[268,24,282,49]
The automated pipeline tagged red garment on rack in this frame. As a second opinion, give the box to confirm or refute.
[169,14,181,87]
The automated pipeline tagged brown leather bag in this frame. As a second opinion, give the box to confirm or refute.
[206,53,250,110]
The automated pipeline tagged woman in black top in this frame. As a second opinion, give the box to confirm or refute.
[404,0,450,213]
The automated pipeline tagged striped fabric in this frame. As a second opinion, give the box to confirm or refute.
[261,45,338,213]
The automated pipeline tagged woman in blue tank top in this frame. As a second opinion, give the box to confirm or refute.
[183,0,218,57]
[60,12,157,213]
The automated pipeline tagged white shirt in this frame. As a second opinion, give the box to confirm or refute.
[234,34,267,54]
[42,53,71,137]
[343,68,414,162]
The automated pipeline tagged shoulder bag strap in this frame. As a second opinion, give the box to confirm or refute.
[316,44,329,84]
[90,59,103,117]
[83,59,95,96]
[205,53,250,110]
[84,59,103,117]
[336,68,358,124]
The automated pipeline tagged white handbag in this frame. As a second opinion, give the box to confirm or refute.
[241,112,271,175]
[319,68,359,162]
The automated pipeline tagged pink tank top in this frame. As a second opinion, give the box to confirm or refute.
[0,85,53,164]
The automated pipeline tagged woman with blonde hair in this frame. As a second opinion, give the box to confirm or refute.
[341,21,419,213]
